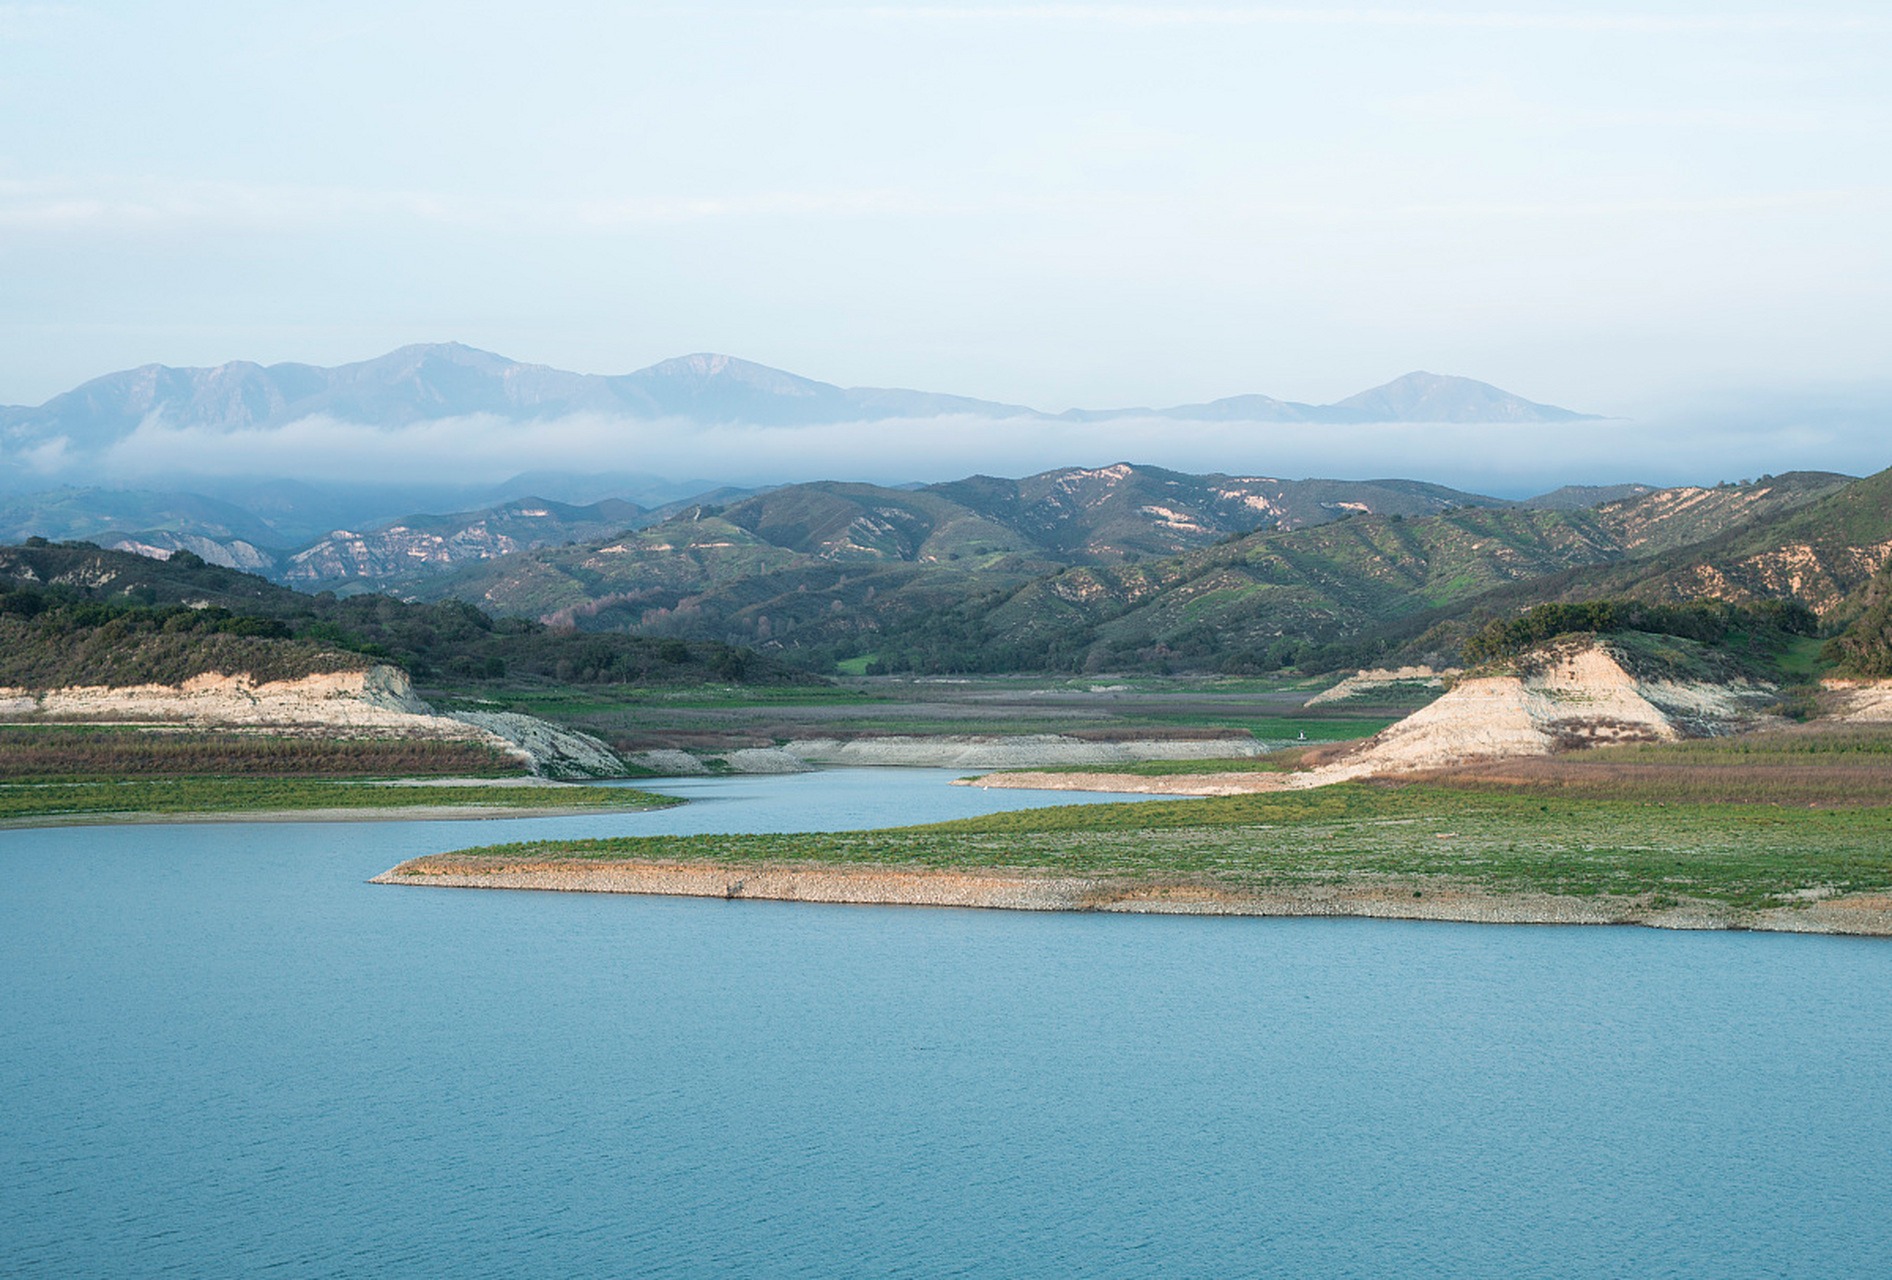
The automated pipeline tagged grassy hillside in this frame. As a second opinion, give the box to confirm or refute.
[406,473,1851,675]
[0,596,365,687]
[0,541,817,690]
[859,474,1854,673]
[1367,467,1892,668]
[1825,560,1892,677]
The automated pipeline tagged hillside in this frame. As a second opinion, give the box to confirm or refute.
[1367,467,1892,666]
[0,487,283,572]
[0,542,815,690]
[0,595,367,689]
[281,496,645,585]
[407,470,1852,675]
[419,465,1507,625]
[1822,560,1892,677]
[830,473,1856,673]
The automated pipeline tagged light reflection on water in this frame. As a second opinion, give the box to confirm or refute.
[2,768,1889,1277]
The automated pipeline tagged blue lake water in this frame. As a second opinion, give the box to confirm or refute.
[3,767,1890,1277]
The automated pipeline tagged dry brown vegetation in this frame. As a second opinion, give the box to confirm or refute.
[0,726,523,779]
[1403,723,1892,807]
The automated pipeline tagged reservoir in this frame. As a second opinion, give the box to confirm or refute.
[3,768,1889,1277]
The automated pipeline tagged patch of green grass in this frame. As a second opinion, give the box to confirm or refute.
[1775,634,1832,680]
[447,783,1892,912]
[0,778,679,824]
[834,655,877,676]
[1137,713,1395,741]
[999,755,1303,777]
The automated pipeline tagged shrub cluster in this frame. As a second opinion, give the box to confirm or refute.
[0,553,816,690]
[1463,599,1818,664]
[1824,563,1892,677]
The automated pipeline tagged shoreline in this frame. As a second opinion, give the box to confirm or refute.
[371,855,1892,937]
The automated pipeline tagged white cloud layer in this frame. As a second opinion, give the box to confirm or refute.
[75,406,1892,497]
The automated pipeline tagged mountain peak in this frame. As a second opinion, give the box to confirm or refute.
[1331,371,1594,423]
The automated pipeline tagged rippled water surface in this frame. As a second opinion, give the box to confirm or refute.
[4,769,1890,1277]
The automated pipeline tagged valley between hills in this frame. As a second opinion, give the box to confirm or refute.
[3,452,1892,931]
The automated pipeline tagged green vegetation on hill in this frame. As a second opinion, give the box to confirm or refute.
[7,465,1882,683]
[0,594,361,687]
[861,475,1849,674]
[1462,599,1818,667]
[410,469,1859,677]
[0,541,817,690]
[1825,560,1892,677]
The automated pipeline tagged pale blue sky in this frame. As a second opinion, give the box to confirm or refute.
[2,1,1888,425]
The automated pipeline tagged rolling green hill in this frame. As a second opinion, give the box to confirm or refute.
[686,471,1859,673]
[0,542,816,690]
[404,469,1862,674]
[1366,467,1892,666]
[417,465,1510,623]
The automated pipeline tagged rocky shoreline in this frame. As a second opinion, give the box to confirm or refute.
[371,855,1892,936]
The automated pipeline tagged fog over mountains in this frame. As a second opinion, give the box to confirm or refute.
[0,342,1595,448]
[9,341,1856,501]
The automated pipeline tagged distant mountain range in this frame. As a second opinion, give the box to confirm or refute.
[0,343,1598,448]
[8,465,1878,682]
[411,469,1862,673]
[0,465,1596,587]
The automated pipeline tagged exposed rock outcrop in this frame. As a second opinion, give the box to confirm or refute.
[1821,679,1892,722]
[0,664,634,778]
[443,711,626,780]
[0,665,447,730]
[1305,665,1452,707]
[1313,641,1775,782]
[971,638,1780,796]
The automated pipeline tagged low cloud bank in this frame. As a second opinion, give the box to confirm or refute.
[42,402,1892,497]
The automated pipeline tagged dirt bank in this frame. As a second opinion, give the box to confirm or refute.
[1823,678,1892,722]
[0,666,630,778]
[0,666,449,730]
[371,855,1892,935]
[970,639,1782,797]
[1304,665,1451,707]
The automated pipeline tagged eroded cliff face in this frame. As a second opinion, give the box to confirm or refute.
[1309,643,1775,782]
[978,640,1786,798]
[1822,679,1892,722]
[0,665,448,729]
[0,665,627,778]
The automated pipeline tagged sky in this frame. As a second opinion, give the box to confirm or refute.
[2,0,1888,483]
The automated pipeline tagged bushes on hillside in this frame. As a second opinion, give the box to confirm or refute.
[1824,564,1892,677]
[1463,599,1818,665]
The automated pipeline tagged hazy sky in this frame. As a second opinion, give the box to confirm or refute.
[3,1,1888,426]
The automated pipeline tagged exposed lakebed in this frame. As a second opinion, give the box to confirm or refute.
[4,768,1890,1277]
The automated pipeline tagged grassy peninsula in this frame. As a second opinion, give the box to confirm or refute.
[385,723,1892,931]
